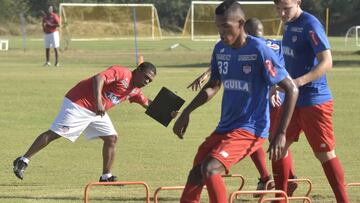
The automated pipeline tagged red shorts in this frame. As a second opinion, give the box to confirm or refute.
[286,100,335,152]
[193,128,266,173]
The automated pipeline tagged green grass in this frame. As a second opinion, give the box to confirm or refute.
[0,37,360,202]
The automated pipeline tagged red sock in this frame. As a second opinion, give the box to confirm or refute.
[322,158,349,203]
[180,183,204,203]
[204,174,227,203]
[272,152,292,203]
[251,147,269,180]
[287,150,296,179]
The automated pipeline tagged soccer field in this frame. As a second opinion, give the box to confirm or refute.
[0,37,360,202]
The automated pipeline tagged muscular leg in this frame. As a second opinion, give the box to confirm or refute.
[54,48,59,65]
[315,150,349,203]
[45,48,50,63]
[99,135,117,174]
[272,140,293,203]
[23,130,61,159]
[201,157,227,203]
[250,147,269,180]
[180,165,204,203]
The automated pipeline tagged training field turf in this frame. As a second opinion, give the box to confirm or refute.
[0,37,360,202]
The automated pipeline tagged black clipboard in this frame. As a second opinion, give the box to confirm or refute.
[145,87,185,127]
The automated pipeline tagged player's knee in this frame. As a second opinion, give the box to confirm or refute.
[314,150,336,163]
[201,158,225,178]
[102,135,117,145]
[187,165,203,185]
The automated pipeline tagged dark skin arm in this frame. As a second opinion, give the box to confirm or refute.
[93,74,106,117]
[268,76,298,161]
[173,79,221,139]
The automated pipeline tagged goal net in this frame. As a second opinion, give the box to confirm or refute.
[345,26,360,47]
[59,3,162,48]
[182,1,282,41]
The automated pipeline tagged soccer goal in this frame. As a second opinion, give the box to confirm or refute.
[182,1,282,41]
[345,26,360,47]
[59,3,162,47]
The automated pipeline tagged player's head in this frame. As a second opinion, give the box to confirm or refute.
[132,62,156,88]
[244,18,264,37]
[47,5,54,14]
[215,0,246,47]
[273,0,302,23]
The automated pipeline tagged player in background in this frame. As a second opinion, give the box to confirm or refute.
[42,5,60,67]
[187,17,298,195]
[13,62,156,182]
[173,1,298,202]
[272,0,349,202]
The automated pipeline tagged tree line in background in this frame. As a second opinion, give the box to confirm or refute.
[0,0,359,36]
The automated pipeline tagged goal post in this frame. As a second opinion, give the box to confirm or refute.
[59,3,162,45]
[344,26,360,47]
[182,1,282,41]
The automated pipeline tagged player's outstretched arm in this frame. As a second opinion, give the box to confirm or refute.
[93,75,106,117]
[173,79,221,139]
[268,76,298,161]
[187,68,211,91]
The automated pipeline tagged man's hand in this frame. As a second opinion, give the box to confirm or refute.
[268,132,287,161]
[187,70,210,91]
[96,103,105,117]
[270,87,282,108]
[172,112,190,139]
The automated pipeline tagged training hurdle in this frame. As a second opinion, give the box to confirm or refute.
[265,178,313,203]
[153,174,245,203]
[230,190,289,203]
[346,182,360,200]
[84,181,150,203]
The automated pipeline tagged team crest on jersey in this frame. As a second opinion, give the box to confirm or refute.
[220,48,225,53]
[264,60,277,77]
[242,65,252,74]
[292,35,297,43]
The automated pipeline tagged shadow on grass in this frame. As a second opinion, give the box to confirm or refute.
[333,60,360,67]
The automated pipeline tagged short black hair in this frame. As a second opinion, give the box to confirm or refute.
[244,18,263,36]
[215,0,245,22]
[215,0,240,15]
[138,61,156,75]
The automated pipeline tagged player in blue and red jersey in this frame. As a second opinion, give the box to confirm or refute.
[173,1,298,202]
[272,0,349,202]
[186,18,298,195]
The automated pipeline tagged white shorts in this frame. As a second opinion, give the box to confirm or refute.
[50,97,117,142]
[44,30,60,48]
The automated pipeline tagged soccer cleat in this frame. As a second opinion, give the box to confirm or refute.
[99,175,118,182]
[13,157,28,180]
[43,61,51,67]
[254,175,275,197]
[54,62,60,67]
[287,176,298,197]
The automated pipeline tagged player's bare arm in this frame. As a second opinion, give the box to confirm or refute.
[187,68,211,91]
[293,50,332,87]
[173,79,221,139]
[268,76,298,161]
[93,74,106,117]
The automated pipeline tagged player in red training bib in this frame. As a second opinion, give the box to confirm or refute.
[173,1,299,203]
[13,62,156,182]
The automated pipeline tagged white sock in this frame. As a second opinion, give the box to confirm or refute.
[20,157,29,164]
[101,173,112,180]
